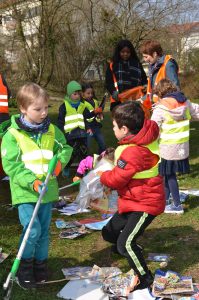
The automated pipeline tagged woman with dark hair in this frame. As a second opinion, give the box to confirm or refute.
[105,39,147,111]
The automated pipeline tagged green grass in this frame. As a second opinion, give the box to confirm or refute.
[1,98,199,299]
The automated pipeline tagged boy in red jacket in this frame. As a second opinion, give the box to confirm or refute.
[100,101,165,290]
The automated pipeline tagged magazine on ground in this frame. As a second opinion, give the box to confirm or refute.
[152,270,194,297]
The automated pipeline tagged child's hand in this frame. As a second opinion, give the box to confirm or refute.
[93,107,102,114]
[96,171,103,177]
[87,129,93,136]
[73,176,81,183]
[33,180,47,194]
[53,160,62,176]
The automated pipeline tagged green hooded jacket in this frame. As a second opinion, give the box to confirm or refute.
[1,115,73,205]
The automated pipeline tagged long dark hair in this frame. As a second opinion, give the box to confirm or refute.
[81,82,97,99]
[112,39,140,63]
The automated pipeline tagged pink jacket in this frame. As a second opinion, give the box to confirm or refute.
[76,156,94,177]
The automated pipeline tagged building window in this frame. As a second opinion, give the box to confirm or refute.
[87,70,94,80]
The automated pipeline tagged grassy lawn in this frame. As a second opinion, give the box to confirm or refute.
[0,98,199,299]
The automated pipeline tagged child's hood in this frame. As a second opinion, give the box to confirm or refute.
[155,91,188,121]
[119,119,159,146]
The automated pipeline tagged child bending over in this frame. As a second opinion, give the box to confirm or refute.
[99,101,165,290]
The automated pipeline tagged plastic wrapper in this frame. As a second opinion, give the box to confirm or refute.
[102,270,138,298]
[74,158,116,212]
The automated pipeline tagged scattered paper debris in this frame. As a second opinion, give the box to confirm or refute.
[147,253,170,262]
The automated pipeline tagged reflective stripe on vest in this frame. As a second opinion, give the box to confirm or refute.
[64,101,85,133]
[110,62,119,91]
[0,75,9,113]
[9,124,55,177]
[147,55,173,103]
[114,140,160,179]
[85,99,100,123]
[159,109,190,145]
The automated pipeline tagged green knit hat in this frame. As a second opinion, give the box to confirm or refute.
[66,81,82,97]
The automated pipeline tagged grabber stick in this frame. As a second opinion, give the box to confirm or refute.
[59,180,80,191]
[3,155,58,298]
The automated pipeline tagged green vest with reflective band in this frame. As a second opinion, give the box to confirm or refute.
[114,140,160,179]
[84,99,101,123]
[159,109,191,145]
[9,124,55,179]
[64,101,85,133]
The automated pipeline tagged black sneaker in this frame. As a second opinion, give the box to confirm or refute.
[34,260,48,283]
[17,259,36,289]
[134,270,154,291]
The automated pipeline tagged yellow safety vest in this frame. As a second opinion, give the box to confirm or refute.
[84,99,100,123]
[9,124,55,178]
[64,101,85,133]
[114,140,160,179]
[159,109,191,145]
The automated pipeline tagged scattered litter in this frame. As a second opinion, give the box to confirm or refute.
[170,283,199,299]
[147,253,170,262]
[57,278,109,300]
[59,226,90,239]
[58,203,90,216]
[84,217,112,231]
[159,262,168,268]
[102,269,138,299]
[152,270,194,298]
[0,248,9,263]
[62,265,121,281]
[179,190,199,197]
[76,218,102,225]
[128,287,162,299]
[55,219,80,229]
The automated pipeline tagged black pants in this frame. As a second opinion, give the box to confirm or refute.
[66,138,88,168]
[102,211,155,284]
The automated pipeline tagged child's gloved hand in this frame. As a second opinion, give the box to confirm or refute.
[112,90,119,101]
[73,176,81,183]
[53,160,62,176]
[93,107,103,114]
[96,171,103,177]
[33,180,47,194]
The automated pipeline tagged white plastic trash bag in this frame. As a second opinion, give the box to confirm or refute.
[74,158,114,210]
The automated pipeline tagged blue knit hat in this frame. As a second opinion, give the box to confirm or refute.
[66,81,82,97]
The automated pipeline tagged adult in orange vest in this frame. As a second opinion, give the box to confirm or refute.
[0,74,10,177]
[0,74,10,123]
[105,39,147,111]
[140,40,179,104]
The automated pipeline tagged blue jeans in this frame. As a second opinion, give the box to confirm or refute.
[18,203,52,260]
[87,127,106,154]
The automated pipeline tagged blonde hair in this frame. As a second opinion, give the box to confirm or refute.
[154,78,178,98]
[16,83,49,109]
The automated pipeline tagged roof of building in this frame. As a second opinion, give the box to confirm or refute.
[168,21,199,34]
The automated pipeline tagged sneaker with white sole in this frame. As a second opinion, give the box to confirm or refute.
[164,204,184,214]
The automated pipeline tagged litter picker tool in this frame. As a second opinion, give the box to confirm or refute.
[59,180,80,191]
[3,155,58,300]
[99,92,108,111]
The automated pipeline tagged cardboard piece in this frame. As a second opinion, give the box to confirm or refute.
[57,279,109,300]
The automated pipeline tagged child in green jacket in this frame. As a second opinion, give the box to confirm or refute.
[1,83,73,288]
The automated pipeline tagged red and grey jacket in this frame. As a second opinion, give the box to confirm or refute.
[100,119,165,216]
